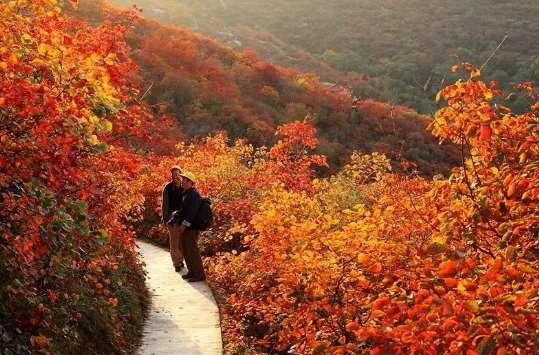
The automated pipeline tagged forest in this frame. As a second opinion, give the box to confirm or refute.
[0,0,537,354]
[77,0,458,174]
[109,0,539,114]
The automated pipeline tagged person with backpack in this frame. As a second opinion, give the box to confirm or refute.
[161,166,185,272]
[177,171,207,282]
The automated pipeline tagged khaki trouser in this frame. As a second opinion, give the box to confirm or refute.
[181,229,205,278]
[168,224,184,267]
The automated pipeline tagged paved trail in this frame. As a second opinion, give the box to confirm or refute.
[137,240,222,355]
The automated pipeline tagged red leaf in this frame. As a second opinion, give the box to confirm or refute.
[480,125,492,140]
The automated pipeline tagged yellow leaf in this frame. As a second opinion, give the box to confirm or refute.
[435,91,443,103]
[21,33,33,43]
[102,119,113,133]
[519,153,527,164]
[518,263,536,273]
[457,280,467,294]
[89,114,99,124]
[467,300,480,313]
[471,68,481,79]
[104,53,116,65]
[8,53,17,64]
[47,48,60,60]
[90,53,100,63]
[38,43,48,56]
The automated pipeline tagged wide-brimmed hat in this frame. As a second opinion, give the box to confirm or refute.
[170,165,182,173]
[179,171,196,184]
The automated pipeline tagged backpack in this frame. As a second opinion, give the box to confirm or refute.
[194,197,213,231]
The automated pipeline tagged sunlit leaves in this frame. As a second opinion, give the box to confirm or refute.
[0,2,150,353]
[186,67,539,353]
[14,1,534,352]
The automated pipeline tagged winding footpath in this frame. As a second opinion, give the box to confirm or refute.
[137,240,223,355]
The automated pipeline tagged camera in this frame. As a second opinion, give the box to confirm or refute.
[167,209,182,225]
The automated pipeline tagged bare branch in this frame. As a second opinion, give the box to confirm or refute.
[480,35,509,71]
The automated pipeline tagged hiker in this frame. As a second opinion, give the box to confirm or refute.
[162,166,185,272]
[177,171,206,282]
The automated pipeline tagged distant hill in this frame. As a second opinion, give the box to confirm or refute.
[76,1,458,174]
[107,0,539,114]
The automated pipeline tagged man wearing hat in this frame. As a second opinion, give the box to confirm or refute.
[177,171,206,282]
[161,166,185,271]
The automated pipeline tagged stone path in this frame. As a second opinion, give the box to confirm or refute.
[137,240,222,355]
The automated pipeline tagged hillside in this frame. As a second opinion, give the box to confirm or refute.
[3,2,537,354]
[76,1,458,174]
[108,0,539,114]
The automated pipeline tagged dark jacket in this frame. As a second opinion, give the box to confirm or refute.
[161,182,184,224]
[179,187,202,229]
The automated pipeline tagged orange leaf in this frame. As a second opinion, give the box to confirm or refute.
[502,174,514,188]
[505,267,521,280]
[490,286,503,297]
[371,310,385,319]
[357,253,370,266]
[346,321,360,331]
[507,182,516,197]
[372,295,389,310]
[514,296,527,307]
[36,335,48,348]
[357,277,370,288]
[438,260,458,277]
[444,278,458,288]
[368,262,382,274]
[109,297,119,307]
[434,285,446,295]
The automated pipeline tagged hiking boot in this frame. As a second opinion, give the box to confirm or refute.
[174,263,184,272]
[187,276,206,282]
[181,273,194,279]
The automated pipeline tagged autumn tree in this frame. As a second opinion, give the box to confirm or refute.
[0,1,167,352]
